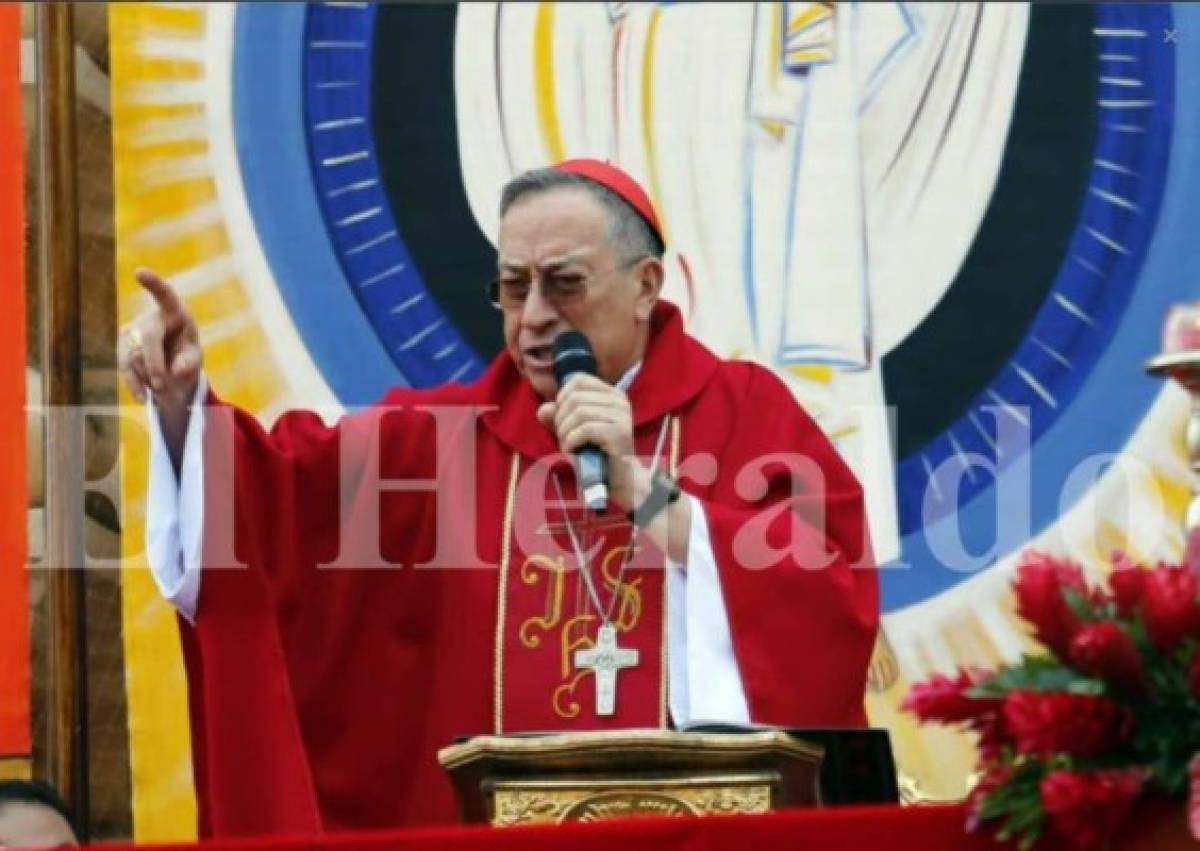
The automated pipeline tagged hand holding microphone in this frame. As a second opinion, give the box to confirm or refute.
[536,331,636,512]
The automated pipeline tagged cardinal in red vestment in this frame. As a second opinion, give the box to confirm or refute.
[119,159,878,836]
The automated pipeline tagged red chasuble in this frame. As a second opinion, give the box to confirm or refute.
[181,301,878,836]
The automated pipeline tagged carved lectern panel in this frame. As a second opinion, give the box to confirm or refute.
[439,730,822,826]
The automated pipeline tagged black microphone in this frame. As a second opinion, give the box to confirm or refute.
[553,331,608,512]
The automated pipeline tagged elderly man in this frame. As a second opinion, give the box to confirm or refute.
[121,160,877,835]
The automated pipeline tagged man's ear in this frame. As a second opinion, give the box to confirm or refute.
[634,257,665,322]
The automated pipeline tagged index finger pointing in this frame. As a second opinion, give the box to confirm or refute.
[135,267,184,317]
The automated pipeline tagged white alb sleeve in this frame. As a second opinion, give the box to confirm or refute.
[144,374,208,622]
[665,495,751,727]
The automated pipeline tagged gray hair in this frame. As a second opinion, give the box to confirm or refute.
[499,168,665,261]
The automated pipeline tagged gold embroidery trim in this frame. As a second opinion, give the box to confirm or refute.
[493,451,522,734]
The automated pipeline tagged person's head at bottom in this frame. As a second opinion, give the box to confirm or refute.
[493,159,667,400]
[0,781,78,849]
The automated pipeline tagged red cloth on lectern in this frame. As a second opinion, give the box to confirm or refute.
[180,301,878,836]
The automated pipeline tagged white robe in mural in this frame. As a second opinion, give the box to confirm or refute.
[452,1,1030,563]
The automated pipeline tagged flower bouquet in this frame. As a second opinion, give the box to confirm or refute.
[903,552,1200,849]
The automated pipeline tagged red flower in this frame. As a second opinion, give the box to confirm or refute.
[1013,552,1089,657]
[970,710,1010,761]
[1189,754,1200,842]
[1108,554,1147,618]
[1141,565,1200,650]
[1003,691,1130,758]
[966,764,1011,833]
[1068,622,1146,693]
[901,669,1000,724]
[1041,768,1146,850]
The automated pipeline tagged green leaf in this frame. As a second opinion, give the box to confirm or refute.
[969,656,1105,696]
[1126,616,1153,651]
[975,759,1049,850]
[1016,824,1044,851]
[1064,586,1098,622]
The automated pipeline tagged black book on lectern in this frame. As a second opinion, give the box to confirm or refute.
[679,723,899,805]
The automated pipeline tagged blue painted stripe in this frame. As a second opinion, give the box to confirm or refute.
[232,3,401,405]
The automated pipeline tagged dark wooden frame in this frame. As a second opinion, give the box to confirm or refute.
[35,1,89,834]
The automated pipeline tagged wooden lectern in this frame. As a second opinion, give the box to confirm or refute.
[438,727,897,826]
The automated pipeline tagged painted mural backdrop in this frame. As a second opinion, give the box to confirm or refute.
[112,1,1200,836]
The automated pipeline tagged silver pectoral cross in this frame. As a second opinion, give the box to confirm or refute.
[573,622,639,716]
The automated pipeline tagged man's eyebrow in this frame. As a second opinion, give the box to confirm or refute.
[497,251,593,272]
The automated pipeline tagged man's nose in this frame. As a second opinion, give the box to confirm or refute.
[520,280,559,328]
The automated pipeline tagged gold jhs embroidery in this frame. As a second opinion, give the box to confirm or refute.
[519,544,643,718]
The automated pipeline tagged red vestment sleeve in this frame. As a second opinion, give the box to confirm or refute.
[695,364,879,727]
[182,388,441,836]
[181,391,350,836]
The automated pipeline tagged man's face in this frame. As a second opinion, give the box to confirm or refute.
[496,187,659,399]
[0,802,77,849]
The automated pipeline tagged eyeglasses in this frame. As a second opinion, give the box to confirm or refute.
[487,269,588,311]
[486,255,649,311]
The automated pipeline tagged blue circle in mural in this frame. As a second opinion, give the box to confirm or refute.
[231,2,1186,612]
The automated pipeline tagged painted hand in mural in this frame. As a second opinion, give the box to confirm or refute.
[118,268,202,465]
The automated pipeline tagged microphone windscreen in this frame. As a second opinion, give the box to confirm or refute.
[552,331,597,386]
